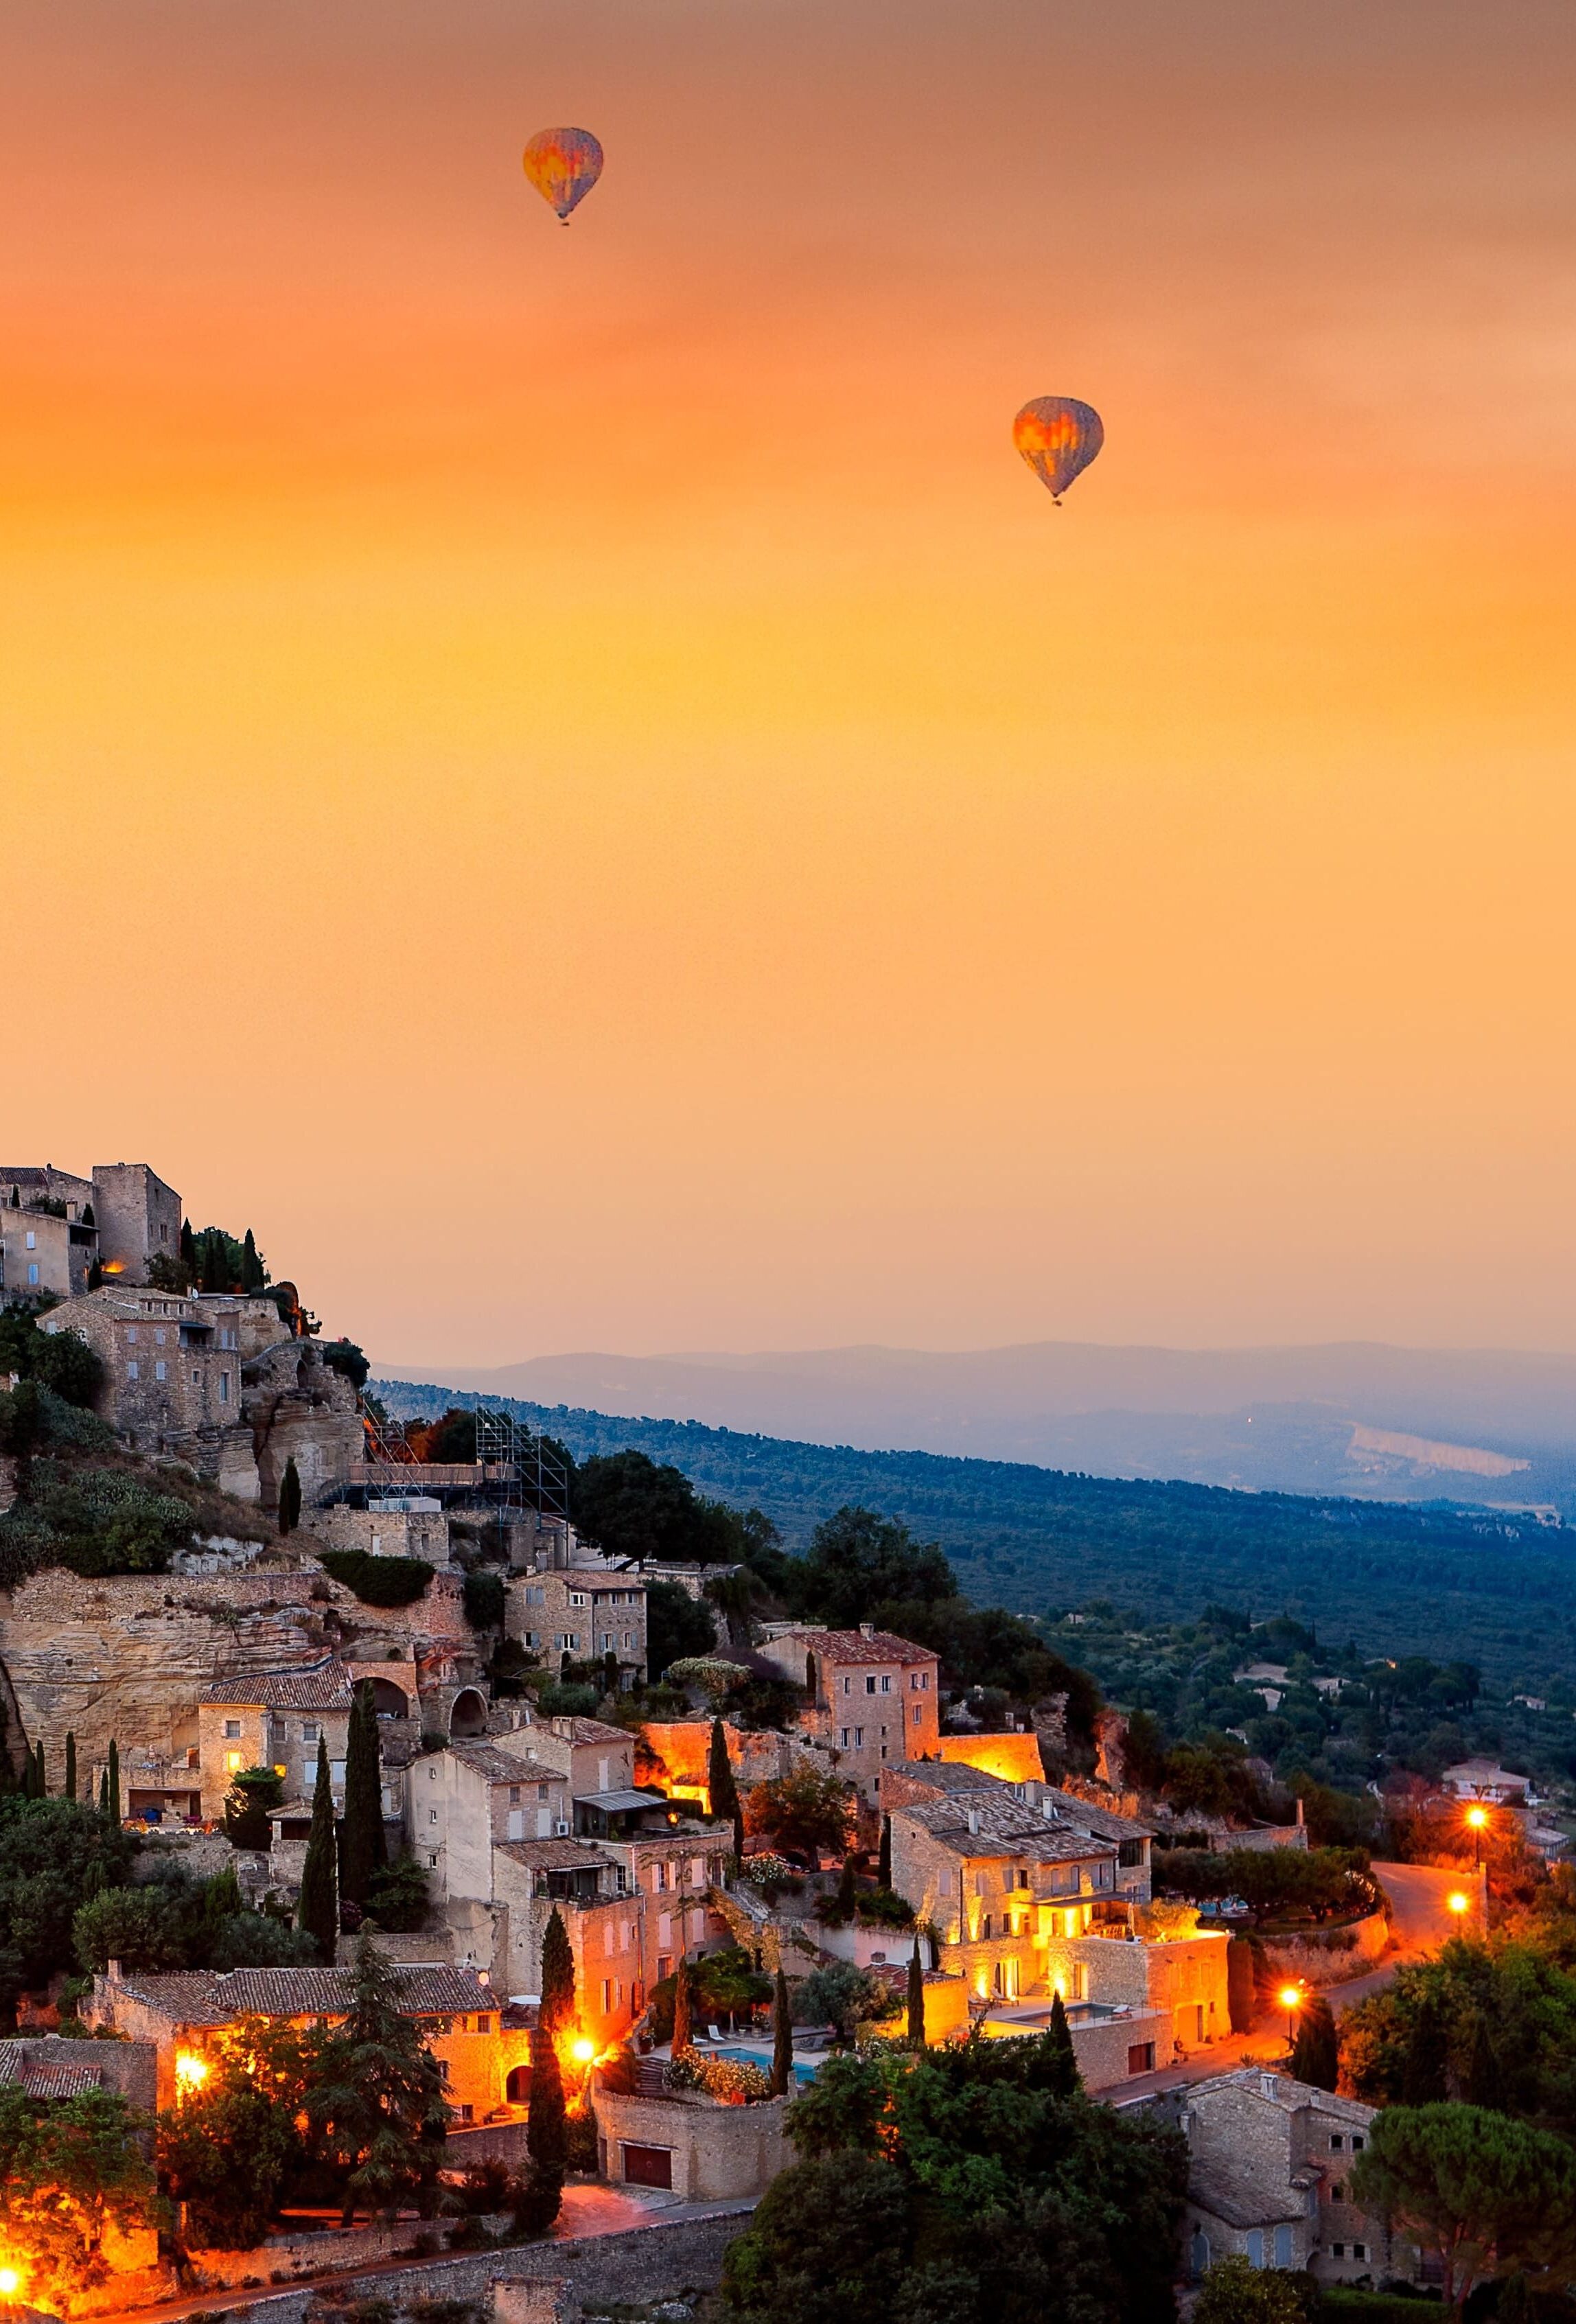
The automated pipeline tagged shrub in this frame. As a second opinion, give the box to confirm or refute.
[318,1549,434,1606]
[462,1570,507,1632]
[362,1855,430,1933]
[855,1887,915,1929]
[663,2046,772,2104]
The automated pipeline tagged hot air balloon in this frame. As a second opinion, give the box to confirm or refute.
[522,127,604,223]
[1013,397,1104,504]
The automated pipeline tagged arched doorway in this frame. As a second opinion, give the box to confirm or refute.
[449,1687,487,1739]
[506,2064,533,2104]
[367,1676,411,1719]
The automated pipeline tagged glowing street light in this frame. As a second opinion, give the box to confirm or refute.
[1279,1984,1303,2044]
[570,2036,596,2065]
[0,2261,25,2304]
[1448,1892,1471,1919]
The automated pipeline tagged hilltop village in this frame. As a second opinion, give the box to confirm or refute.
[3,1161,1575,2324]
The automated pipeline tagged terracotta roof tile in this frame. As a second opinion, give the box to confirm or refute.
[780,1629,938,1666]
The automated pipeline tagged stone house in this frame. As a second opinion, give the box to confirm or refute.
[505,1569,649,1686]
[84,1959,519,2124]
[35,1282,361,1509]
[1146,2069,1417,2287]
[0,2035,161,2278]
[197,1660,354,1822]
[754,1624,941,1799]
[305,1502,454,1567]
[1,1160,180,1302]
[594,2084,789,2198]
[890,1791,1124,2003]
[409,1734,574,1902]
[881,1758,1155,1905]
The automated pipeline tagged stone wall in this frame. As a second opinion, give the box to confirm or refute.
[1256,1910,1389,1990]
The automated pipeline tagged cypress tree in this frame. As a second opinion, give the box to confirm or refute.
[906,1940,925,2049]
[180,1219,197,1273]
[1401,1986,1450,2106]
[540,1905,577,2041]
[340,1683,387,1907]
[278,1456,302,1535]
[64,1731,76,1802]
[522,2023,566,2218]
[878,1814,892,1890]
[98,1768,109,1814]
[21,1744,36,1800]
[770,1965,793,2094]
[671,1951,693,2054]
[297,1736,340,1962]
[34,1741,46,1797]
[106,1739,120,1822]
[1463,2010,1504,2111]
[708,1717,743,1861]
[242,1229,266,1292]
[1046,1989,1081,2095]
[1290,1995,1339,2092]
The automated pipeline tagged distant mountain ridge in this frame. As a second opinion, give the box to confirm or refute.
[386,1339,1576,1513]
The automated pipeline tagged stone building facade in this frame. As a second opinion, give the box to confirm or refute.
[197,1659,356,1821]
[754,1623,941,1798]
[594,2086,789,2199]
[1145,2069,1419,2287]
[0,1160,179,1301]
[505,1568,648,1686]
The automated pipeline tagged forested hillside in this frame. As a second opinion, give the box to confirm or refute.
[375,1380,1576,1690]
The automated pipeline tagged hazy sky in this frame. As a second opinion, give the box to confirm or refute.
[5,1,1575,1369]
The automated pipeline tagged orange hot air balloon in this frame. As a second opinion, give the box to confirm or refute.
[1013,397,1104,504]
[522,127,604,223]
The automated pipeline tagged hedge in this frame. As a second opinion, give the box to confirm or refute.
[318,1549,434,1606]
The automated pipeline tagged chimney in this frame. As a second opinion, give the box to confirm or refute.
[1295,1797,1306,1829]
[859,1623,874,1638]
[967,1808,980,1835]
[107,1958,122,1984]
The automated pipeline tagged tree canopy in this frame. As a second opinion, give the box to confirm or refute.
[1349,2101,1576,2315]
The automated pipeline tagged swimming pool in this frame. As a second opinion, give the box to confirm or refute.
[712,2045,819,2083]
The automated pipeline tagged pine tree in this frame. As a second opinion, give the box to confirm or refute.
[340,1684,387,1907]
[64,1731,76,1802]
[106,1739,120,1822]
[771,1965,793,2094]
[878,1814,892,1890]
[540,1905,577,2041]
[1046,1990,1081,2095]
[708,1717,743,1861]
[297,1736,340,1962]
[307,1933,448,2223]
[671,1952,693,2053]
[278,1456,302,1535]
[906,1940,925,2049]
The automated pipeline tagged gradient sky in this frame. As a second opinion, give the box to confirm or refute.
[5,0,1575,1370]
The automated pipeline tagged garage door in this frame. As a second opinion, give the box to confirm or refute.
[621,2143,673,2189]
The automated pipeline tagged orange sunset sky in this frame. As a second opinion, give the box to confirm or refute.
[4,0,1575,1370]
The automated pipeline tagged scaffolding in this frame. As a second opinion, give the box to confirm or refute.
[473,1407,572,1522]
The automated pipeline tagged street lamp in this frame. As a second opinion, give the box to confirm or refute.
[1448,1892,1470,1920]
[1465,1804,1488,1868]
[1279,1984,1303,2046]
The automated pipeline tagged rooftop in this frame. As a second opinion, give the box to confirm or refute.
[202,1660,354,1711]
[106,1962,492,2022]
[496,1837,620,1875]
[780,1627,938,1667]
[0,2046,106,2100]
[896,1795,1117,1863]
[451,1741,565,1787]
[546,1717,636,1745]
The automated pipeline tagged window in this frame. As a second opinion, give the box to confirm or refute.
[865,1675,877,1694]
[880,1674,890,1693]
[938,1868,953,1894]
[27,1264,37,1286]
[1352,2136,1365,2152]
[1273,2227,1293,2268]
[981,1914,992,1938]
[537,1782,551,1802]
[219,1372,229,1403]
[854,1726,864,1745]
[570,1592,587,1608]
[1330,2182,1344,2203]
[601,1979,614,2014]
[128,1327,139,1344]
[128,1360,139,1380]
[303,1723,319,1743]
[1246,2233,1265,2270]
[624,1631,635,1649]
[475,2014,491,2034]
[154,1361,167,1382]
[1330,2135,1344,2151]
[839,1727,849,1747]
[1118,1838,1145,1868]
[842,1677,851,1696]
[225,1750,243,1772]
[428,1852,438,1867]
[1332,2245,1345,2260]
[154,1328,166,1347]
[224,1719,242,1739]
[456,2104,474,2123]
[1352,2244,1367,2262]
[509,1787,522,1806]
[912,1705,923,1725]
[24,1231,36,1250]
